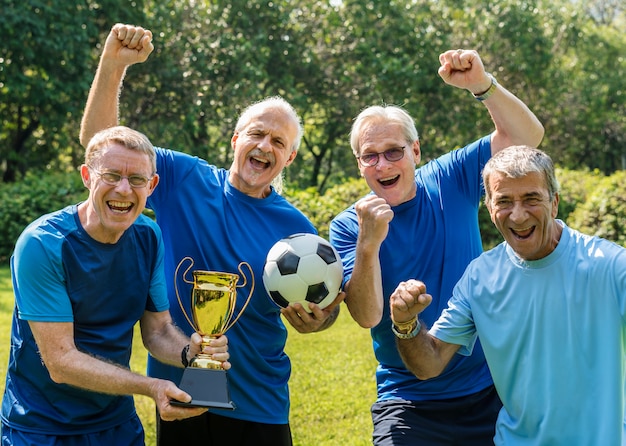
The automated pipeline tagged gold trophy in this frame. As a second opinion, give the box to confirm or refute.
[171,256,253,409]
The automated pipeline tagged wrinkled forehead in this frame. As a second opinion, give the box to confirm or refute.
[488,171,548,197]
[358,121,405,153]
[244,108,298,139]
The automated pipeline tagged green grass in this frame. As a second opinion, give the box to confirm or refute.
[0,266,377,445]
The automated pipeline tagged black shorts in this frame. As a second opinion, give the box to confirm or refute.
[372,385,502,446]
[156,411,292,446]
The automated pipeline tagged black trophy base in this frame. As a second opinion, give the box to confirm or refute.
[170,367,235,410]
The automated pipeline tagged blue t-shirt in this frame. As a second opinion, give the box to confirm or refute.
[1,205,168,435]
[330,136,493,401]
[432,222,626,444]
[146,148,316,424]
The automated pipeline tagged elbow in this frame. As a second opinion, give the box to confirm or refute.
[414,368,440,381]
[46,362,70,385]
[354,313,382,329]
[78,129,90,149]
[530,122,545,148]
[405,363,443,381]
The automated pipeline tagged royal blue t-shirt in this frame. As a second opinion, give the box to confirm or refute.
[146,148,316,424]
[330,136,494,402]
[1,205,168,434]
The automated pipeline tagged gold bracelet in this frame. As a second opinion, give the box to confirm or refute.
[393,317,417,332]
[391,318,421,339]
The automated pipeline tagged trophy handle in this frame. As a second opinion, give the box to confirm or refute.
[223,261,255,332]
[175,256,198,332]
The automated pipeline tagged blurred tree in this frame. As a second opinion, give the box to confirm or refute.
[1,0,624,191]
[0,0,145,182]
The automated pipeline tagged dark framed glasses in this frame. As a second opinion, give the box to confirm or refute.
[89,166,153,188]
[357,146,406,167]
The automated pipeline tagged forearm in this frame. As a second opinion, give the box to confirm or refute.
[79,60,126,147]
[48,348,163,398]
[344,245,384,328]
[483,82,544,152]
[141,319,189,368]
[395,325,457,380]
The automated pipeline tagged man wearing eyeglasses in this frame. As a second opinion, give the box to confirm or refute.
[1,126,230,445]
[329,49,544,445]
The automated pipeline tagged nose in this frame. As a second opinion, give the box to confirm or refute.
[509,201,528,222]
[375,154,393,169]
[115,177,134,193]
[257,134,272,152]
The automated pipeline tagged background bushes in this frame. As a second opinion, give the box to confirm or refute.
[0,166,623,264]
[0,171,87,263]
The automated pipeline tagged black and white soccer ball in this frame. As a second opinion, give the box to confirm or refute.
[263,233,343,312]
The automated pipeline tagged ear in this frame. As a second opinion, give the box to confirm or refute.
[146,174,160,196]
[231,133,238,151]
[80,165,91,189]
[411,140,421,165]
[284,150,297,167]
[485,196,497,225]
[551,192,560,218]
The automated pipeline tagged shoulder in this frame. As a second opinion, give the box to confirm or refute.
[132,213,162,236]
[15,206,77,250]
[566,225,625,262]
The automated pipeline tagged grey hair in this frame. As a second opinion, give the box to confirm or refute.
[85,126,156,174]
[483,145,560,205]
[235,96,304,153]
[349,104,419,156]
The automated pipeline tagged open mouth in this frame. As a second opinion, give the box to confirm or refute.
[108,200,134,214]
[511,226,535,239]
[378,175,400,187]
[250,155,270,170]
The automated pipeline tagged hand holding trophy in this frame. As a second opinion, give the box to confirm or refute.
[171,256,253,409]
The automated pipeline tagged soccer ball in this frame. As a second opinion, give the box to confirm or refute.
[263,233,344,312]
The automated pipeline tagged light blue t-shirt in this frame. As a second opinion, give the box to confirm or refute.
[432,221,626,444]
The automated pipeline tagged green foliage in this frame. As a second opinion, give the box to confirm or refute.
[0,0,146,182]
[555,166,604,223]
[568,170,626,247]
[0,171,87,263]
[2,0,625,191]
[285,177,370,239]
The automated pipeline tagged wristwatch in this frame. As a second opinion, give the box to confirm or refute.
[391,318,422,339]
[474,73,498,101]
[181,344,190,367]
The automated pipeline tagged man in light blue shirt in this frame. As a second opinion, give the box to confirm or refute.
[389,145,626,445]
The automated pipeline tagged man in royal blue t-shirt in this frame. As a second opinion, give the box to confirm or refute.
[330,49,544,445]
[1,126,229,446]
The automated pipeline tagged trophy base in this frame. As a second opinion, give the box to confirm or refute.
[171,367,235,410]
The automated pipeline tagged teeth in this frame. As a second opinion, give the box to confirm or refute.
[108,201,132,213]
[109,201,131,208]
[252,156,269,164]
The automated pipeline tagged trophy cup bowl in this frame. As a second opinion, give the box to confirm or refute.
[171,257,253,409]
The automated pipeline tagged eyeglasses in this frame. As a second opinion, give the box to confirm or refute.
[89,167,153,188]
[357,146,406,167]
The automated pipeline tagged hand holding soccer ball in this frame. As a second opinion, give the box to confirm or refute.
[263,233,344,313]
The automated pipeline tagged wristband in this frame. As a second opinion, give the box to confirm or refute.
[391,318,421,339]
[181,344,190,367]
[474,73,498,101]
